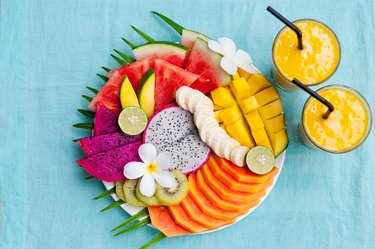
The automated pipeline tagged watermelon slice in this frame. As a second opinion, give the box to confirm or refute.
[107,58,152,90]
[88,71,123,114]
[154,59,199,111]
[184,38,232,94]
[181,29,210,48]
[132,42,187,68]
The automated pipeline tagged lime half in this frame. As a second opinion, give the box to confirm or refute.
[118,106,148,135]
[246,146,275,175]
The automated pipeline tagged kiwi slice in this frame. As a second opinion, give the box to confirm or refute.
[155,170,189,206]
[115,181,126,202]
[135,181,161,206]
[123,179,146,207]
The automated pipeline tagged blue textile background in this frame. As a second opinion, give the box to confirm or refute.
[1,0,374,248]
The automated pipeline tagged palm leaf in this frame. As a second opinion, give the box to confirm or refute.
[93,187,115,200]
[85,175,95,180]
[77,109,95,118]
[151,11,184,35]
[100,199,125,212]
[86,86,99,94]
[131,25,154,42]
[111,208,148,232]
[101,66,111,73]
[110,54,128,66]
[82,95,93,102]
[73,122,94,129]
[72,138,82,142]
[121,37,136,49]
[139,232,167,249]
[113,217,151,236]
[114,49,135,63]
[96,74,109,82]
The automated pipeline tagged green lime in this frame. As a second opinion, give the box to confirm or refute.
[246,146,275,175]
[118,106,148,135]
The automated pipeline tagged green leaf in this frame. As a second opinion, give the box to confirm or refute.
[82,95,93,102]
[110,54,127,66]
[121,37,136,49]
[86,86,99,94]
[93,187,115,200]
[151,11,184,35]
[113,217,151,236]
[85,175,95,180]
[72,138,82,142]
[114,49,135,63]
[100,199,125,212]
[139,232,167,249]
[73,122,94,129]
[131,25,154,42]
[97,74,109,82]
[77,109,95,118]
[101,66,111,73]
[111,208,148,232]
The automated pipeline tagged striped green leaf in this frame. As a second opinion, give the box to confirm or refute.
[110,54,127,66]
[131,25,154,42]
[73,122,94,129]
[121,37,136,49]
[77,109,95,118]
[93,187,115,200]
[96,74,109,82]
[139,232,167,249]
[111,208,148,232]
[151,11,184,35]
[113,217,151,236]
[85,175,95,180]
[101,66,111,73]
[82,95,93,102]
[114,49,135,63]
[100,199,125,212]
[86,86,99,94]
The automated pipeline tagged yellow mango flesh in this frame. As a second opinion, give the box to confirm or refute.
[211,87,236,107]
[264,114,285,133]
[269,129,288,156]
[247,74,272,95]
[245,110,264,131]
[238,96,258,114]
[226,118,255,147]
[219,106,242,125]
[229,78,251,100]
[258,99,283,120]
[251,128,273,151]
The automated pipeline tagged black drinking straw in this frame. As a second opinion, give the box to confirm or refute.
[267,6,303,50]
[292,78,334,119]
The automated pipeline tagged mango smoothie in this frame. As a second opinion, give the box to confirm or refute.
[272,19,341,91]
[300,85,372,153]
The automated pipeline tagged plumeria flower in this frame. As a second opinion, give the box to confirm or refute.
[124,143,177,197]
[208,37,259,75]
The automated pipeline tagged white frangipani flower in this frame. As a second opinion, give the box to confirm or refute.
[208,37,259,75]
[123,143,176,197]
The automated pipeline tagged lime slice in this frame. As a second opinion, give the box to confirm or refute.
[118,106,148,135]
[246,146,275,175]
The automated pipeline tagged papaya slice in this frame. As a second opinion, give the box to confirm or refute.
[148,206,190,237]
[168,205,208,233]
[207,156,269,193]
[201,164,269,203]
[188,174,240,221]
[181,195,234,229]
[196,170,259,212]
[214,155,279,183]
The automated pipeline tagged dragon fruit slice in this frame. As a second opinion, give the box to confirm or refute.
[76,141,142,181]
[94,103,119,135]
[77,132,142,156]
[143,104,210,174]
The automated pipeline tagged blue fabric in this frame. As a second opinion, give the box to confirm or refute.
[1,0,374,248]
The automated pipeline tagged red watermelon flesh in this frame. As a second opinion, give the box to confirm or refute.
[88,71,122,114]
[107,58,152,90]
[154,59,199,111]
[184,38,231,94]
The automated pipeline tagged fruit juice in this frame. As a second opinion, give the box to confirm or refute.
[300,85,372,153]
[272,19,340,91]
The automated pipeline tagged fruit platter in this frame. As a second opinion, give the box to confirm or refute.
[74,12,288,248]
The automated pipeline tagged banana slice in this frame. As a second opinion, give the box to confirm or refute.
[195,114,217,131]
[199,118,219,140]
[175,86,193,110]
[203,126,227,144]
[230,146,250,167]
[187,92,212,113]
[217,137,240,159]
[192,98,213,114]
[207,128,229,146]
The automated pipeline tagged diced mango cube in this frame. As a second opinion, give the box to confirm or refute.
[226,118,255,147]
[214,110,223,123]
[211,87,236,107]
[213,104,223,111]
[220,123,226,129]
[251,128,273,151]
[219,105,242,125]
[254,87,280,107]
[269,129,288,157]
[247,74,272,95]
[238,68,252,80]
[258,99,283,120]
[264,114,285,133]
[233,72,240,80]
[229,77,251,100]
[245,109,264,131]
[238,96,258,114]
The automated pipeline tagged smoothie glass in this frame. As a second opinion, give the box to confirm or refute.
[272,19,341,91]
[299,85,372,153]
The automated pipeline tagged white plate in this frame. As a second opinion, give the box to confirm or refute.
[102,150,285,235]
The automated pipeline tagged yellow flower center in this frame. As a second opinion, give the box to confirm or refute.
[146,163,157,173]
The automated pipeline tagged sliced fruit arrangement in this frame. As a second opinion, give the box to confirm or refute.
[211,72,288,157]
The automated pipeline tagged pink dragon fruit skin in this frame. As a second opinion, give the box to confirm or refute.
[76,141,142,181]
[144,104,210,175]
[77,132,142,156]
[94,103,119,135]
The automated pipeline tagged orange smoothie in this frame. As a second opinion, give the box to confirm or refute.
[301,85,371,153]
[272,19,340,91]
